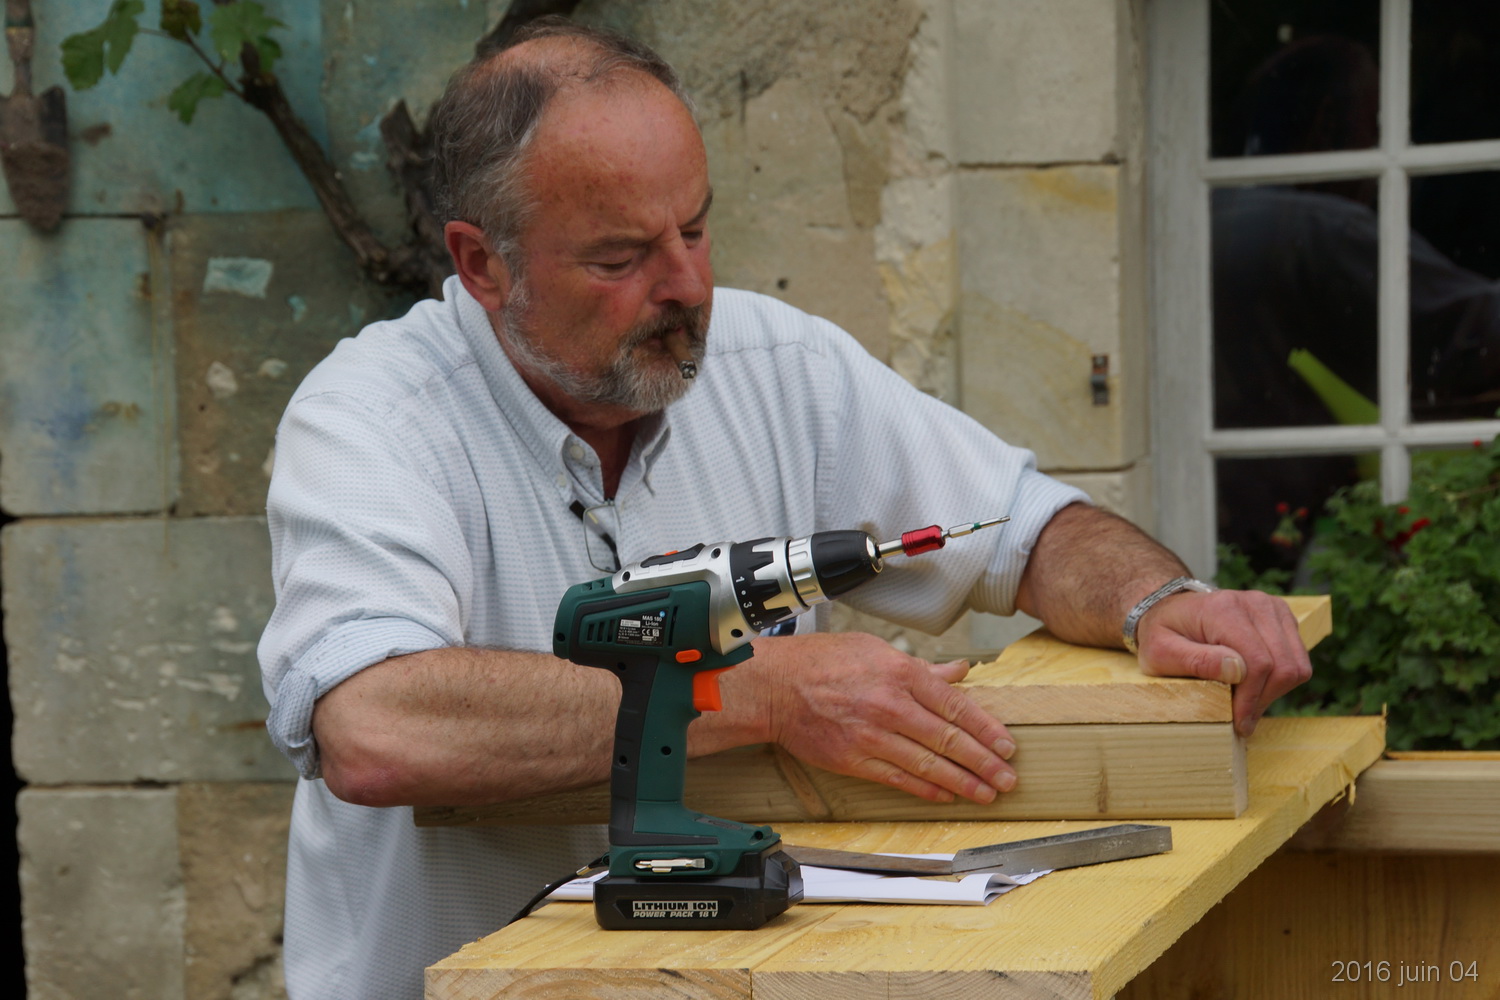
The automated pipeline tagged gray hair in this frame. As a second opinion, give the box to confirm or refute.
[428,17,695,267]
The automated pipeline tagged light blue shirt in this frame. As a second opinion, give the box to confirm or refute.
[258,278,1086,999]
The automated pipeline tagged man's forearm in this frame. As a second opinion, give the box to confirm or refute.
[311,645,774,808]
[308,628,1022,811]
[1014,502,1190,648]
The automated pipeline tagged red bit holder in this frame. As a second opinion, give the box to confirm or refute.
[899,524,948,556]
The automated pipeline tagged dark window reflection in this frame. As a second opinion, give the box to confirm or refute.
[1211,1,1380,159]
[1412,1,1500,145]
[1216,454,1371,579]
[1212,184,1380,430]
[1409,171,1500,421]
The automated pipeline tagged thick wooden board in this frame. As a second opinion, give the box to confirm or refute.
[1119,851,1500,1000]
[1289,757,1500,853]
[964,594,1330,725]
[415,596,1329,829]
[417,721,1246,827]
[425,716,1386,1000]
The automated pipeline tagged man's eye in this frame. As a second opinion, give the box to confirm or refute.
[594,259,633,273]
[682,229,704,245]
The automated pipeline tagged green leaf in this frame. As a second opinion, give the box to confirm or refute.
[161,0,204,41]
[60,0,144,89]
[167,71,228,124]
[60,28,107,90]
[101,0,145,75]
[254,34,283,74]
[209,1,287,66]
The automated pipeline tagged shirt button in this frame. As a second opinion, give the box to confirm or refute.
[567,443,585,460]
[556,474,567,488]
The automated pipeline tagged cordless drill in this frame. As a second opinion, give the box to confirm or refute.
[552,517,1007,930]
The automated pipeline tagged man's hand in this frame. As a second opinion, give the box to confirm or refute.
[1016,503,1314,734]
[746,632,1018,805]
[1133,589,1312,738]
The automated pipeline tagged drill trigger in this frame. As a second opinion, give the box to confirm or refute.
[693,666,735,712]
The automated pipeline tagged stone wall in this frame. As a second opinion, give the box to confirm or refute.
[0,1,1149,995]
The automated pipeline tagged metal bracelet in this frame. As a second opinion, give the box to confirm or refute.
[1121,576,1218,655]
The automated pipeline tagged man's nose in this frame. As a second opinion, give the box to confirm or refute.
[651,237,710,307]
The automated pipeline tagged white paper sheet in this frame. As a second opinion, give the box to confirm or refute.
[546,853,1051,906]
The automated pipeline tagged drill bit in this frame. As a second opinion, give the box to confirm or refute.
[876,515,1009,559]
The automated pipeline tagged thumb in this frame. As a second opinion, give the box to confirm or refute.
[928,658,972,684]
[1138,630,1247,684]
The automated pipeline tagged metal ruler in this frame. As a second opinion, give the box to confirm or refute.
[783,823,1173,877]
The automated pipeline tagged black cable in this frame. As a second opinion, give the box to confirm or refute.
[506,854,610,925]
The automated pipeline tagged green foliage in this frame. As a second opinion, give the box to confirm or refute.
[208,1,285,71]
[1221,435,1500,751]
[60,0,144,89]
[167,72,226,124]
[160,0,203,41]
[60,1,287,123]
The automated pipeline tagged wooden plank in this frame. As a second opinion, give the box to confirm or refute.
[963,594,1330,725]
[1289,758,1500,853]
[414,595,1327,828]
[417,722,1246,827]
[425,716,1386,1000]
[1119,851,1500,1000]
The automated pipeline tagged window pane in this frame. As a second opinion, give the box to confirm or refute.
[1211,1,1380,159]
[1212,185,1380,429]
[1409,171,1500,422]
[1411,0,1500,145]
[1215,453,1373,583]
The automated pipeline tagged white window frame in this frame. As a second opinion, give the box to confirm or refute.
[1148,0,1500,576]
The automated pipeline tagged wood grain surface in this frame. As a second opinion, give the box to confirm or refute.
[427,715,1384,1000]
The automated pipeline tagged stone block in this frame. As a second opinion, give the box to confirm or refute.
[0,218,177,516]
[4,516,289,784]
[702,76,891,360]
[319,1,492,248]
[0,1,325,216]
[1050,461,1155,531]
[20,787,185,1000]
[168,211,413,516]
[585,0,922,125]
[958,164,1146,469]
[179,783,292,1000]
[952,0,1123,164]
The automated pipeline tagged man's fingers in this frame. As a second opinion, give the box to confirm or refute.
[902,672,1018,795]
[862,729,1009,804]
[854,752,956,804]
[928,658,972,684]
[1139,591,1315,737]
[1139,629,1254,684]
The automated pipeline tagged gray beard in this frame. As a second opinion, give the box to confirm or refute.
[498,281,709,412]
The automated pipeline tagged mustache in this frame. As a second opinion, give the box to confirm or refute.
[621,304,709,351]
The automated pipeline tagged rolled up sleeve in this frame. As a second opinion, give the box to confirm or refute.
[257,390,473,779]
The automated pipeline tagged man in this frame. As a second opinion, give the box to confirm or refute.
[258,19,1311,1000]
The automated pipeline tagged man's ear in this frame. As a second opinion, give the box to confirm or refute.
[444,221,513,312]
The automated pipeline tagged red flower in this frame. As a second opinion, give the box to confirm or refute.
[1275,501,1290,515]
[1398,505,1410,515]
[1391,518,1432,551]
[1294,507,1308,519]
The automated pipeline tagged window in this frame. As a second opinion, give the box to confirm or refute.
[1149,0,1500,576]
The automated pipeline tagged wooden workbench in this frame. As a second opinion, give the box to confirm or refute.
[427,714,1384,1000]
